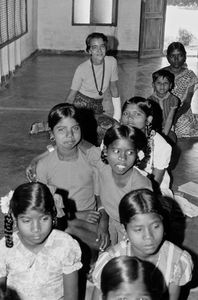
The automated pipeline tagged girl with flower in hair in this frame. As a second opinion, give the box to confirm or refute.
[87,124,153,245]
[0,182,82,300]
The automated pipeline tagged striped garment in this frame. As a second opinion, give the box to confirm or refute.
[148,92,179,129]
[92,239,193,291]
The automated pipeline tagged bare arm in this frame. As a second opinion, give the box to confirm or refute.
[174,87,194,123]
[110,80,121,121]
[163,106,178,135]
[63,271,78,300]
[65,89,78,103]
[96,205,110,251]
[91,287,101,300]
[109,80,119,98]
[66,219,100,250]
[153,168,165,185]
[191,86,198,114]
[168,283,181,300]
[26,150,49,182]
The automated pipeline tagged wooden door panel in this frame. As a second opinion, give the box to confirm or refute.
[139,0,167,58]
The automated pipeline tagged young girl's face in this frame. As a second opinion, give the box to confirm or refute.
[106,138,137,176]
[153,76,172,98]
[121,104,149,132]
[127,213,164,259]
[106,281,151,300]
[17,207,52,250]
[167,49,186,69]
[52,117,81,151]
[89,37,106,64]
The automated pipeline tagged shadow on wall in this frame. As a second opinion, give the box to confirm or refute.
[106,35,119,58]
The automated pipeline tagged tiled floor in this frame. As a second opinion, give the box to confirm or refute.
[0,53,198,299]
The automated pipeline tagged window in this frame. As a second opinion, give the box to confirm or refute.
[72,0,118,26]
[0,0,27,49]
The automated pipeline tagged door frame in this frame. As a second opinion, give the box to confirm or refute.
[139,0,167,58]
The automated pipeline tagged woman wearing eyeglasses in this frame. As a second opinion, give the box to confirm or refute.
[66,32,121,145]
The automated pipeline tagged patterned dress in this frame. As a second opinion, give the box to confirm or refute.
[71,56,119,144]
[164,67,198,137]
[92,239,193,298]
[0,230,82,300]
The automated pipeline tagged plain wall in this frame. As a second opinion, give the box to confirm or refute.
[37,0,141,52]
[20,0,38,61]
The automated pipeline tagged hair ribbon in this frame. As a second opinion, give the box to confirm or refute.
[0,190,14,214]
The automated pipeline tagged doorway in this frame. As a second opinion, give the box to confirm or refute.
[164,1,198,56]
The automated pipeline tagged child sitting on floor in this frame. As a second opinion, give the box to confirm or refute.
[92,188,193,300]
[0,182,82,300]
[148,69,180,142]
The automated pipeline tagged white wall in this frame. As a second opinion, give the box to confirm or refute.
[20,0,38,61]
[37,0,141,52]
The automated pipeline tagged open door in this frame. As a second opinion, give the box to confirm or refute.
[139,0,167,58]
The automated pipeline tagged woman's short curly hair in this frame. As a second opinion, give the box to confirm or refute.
[85,32,108,52]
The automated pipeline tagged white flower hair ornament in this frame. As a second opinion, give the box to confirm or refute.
[137,150,145,161]
[0,190,14,214]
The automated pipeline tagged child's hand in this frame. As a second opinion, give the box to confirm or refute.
[76,210,100,223]
[96,224,110,251]
[26,162,37,182]
[171,105,178,111]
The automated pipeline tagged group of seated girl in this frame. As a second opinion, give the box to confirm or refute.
[26,98,172,245]
[21,100,192,298]
[0,183,193,300]
[1,33,197,300]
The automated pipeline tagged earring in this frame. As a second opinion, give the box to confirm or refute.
[53,217,57,228]
[146,122,152,136]
[49,135,55,142]
[49,133,56,146]
[122,226,128,241]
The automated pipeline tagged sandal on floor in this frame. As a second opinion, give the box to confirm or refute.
[29,121,49,135]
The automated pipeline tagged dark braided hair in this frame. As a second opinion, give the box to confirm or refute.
[4,214,14,248]
[4,182,57,248]
[119,188,170,235]
[101,124,148,170]
[121,97,159,170]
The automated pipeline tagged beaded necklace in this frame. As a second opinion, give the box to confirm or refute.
[91,58,105,96]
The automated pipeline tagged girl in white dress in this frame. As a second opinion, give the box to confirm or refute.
[0,182,82,300]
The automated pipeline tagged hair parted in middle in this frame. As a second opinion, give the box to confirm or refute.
[48,102,82,131]
[4,182,57,248]
[101,256,146,297]
[10,181,57,219]
[122,96,153,119]
[101,255,166,299]
[119,188,167,229]
[101,124,148,168]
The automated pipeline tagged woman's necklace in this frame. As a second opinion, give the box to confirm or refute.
[91,58,105,96]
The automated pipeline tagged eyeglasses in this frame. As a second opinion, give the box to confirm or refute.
[90,44,106,52]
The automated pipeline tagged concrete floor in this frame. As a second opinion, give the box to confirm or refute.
[0,53,198,299]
